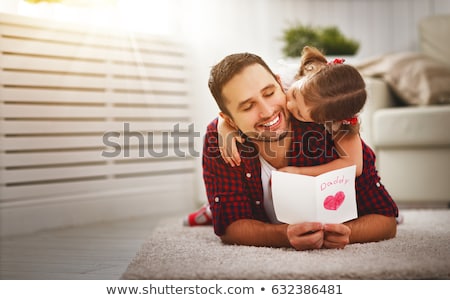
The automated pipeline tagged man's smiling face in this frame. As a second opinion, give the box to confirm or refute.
[221,63,291,142]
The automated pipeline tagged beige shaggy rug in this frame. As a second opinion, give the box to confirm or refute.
[121,209,450,279]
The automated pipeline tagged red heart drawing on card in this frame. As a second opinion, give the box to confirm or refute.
[323,191,345,210]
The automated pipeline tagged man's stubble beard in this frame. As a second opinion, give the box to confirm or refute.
[250,130,290,143]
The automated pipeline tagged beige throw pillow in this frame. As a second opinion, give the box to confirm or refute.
[356,52,450,106]
[385,55,450,106]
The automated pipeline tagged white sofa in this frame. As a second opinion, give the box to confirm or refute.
[358,15,450,207]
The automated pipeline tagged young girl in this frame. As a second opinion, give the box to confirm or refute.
[280,45,364,176]
[184,46,398,226]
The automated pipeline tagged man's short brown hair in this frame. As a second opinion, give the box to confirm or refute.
[208,53,278,116]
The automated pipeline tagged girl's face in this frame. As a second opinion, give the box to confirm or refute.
[286,78,314,122]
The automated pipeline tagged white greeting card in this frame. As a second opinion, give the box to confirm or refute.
[271,165,357,224]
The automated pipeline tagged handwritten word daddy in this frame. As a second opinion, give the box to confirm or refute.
[320,175,351,191]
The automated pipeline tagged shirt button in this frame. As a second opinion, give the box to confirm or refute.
[255,201,261,205]
[376,182,381,187]
[246,173,251,178]
[214,197,219,202]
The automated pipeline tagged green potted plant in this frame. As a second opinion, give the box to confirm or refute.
[282,24,360,57]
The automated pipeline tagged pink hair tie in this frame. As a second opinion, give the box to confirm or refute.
[328,58,346,65]
[342,116,358,125]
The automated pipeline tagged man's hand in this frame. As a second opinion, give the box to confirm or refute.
[286,222,324,250]
[322,223,351,249]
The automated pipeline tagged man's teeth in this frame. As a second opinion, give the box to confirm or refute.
[263,115,279,127]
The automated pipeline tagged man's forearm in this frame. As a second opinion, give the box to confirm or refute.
[345,214,397,244]
[220,219,291,248]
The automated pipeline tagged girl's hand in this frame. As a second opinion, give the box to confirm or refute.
[218,116,243,167]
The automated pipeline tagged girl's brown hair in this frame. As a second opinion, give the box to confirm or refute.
[296,46,366,135]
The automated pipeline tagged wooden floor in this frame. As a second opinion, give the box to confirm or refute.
[0,211,188,280]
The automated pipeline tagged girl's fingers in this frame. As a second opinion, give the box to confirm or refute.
[231,138,241,166]
[219,135,242,167]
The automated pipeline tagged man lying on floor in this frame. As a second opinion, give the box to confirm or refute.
[197,51,398,251]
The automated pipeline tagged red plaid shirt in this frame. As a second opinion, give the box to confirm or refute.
[203,118,398,236]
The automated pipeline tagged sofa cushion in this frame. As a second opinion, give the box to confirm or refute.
[373,105,450,147]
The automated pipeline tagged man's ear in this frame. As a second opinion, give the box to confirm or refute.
[219,111,238,130]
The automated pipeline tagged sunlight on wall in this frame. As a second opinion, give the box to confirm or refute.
[116,0,172,35]
[16,0,173,35]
